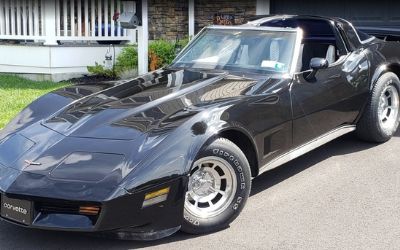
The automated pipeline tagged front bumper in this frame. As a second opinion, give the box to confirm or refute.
[0,176,187,240]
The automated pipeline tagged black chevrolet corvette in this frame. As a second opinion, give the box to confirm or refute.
[1,15,400,240]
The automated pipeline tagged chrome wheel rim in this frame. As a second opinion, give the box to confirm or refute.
[185,156,237,219]
[378,85,400,131]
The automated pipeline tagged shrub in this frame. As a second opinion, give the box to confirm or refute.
[115,45,138,73]
[87,45,138,78]
[149,38,190,71]
[177,37,190,51]
[149,40,176,71]
[87,62,115,78]
[88,38,190,77]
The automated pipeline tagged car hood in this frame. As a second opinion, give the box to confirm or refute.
[42,69,259,140]
[0,69,280,200]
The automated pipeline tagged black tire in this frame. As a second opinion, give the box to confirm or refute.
[357,72,400,142]
[181,138,252,234]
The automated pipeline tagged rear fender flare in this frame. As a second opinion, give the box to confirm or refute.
[371,63,400,90]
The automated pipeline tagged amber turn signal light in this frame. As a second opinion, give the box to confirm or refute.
[142,187,170,208]
[79,206,100,216]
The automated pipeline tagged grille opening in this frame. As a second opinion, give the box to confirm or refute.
[36,201,101,224]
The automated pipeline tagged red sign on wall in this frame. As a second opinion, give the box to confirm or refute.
[213,13,245,25]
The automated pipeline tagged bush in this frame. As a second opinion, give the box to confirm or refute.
[115,45,138,73]
[149,38,189,71]
[88,38,190,77]
[87,45,138,78]
[177,37,190,50]
[149,40,176,71]
[87,62,115,78]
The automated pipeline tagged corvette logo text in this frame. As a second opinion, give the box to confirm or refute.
[3,203,28,215]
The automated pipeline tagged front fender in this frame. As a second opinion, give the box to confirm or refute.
[0,92,72,141]
[0,83,114,141]
[119,106,233,194]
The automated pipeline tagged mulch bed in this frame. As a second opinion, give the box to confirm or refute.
[68,75,119,84]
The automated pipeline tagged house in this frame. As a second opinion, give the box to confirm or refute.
[0,0,398,82]
[0,0,138,82]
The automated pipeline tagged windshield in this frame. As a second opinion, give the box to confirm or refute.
[172,27,298,74]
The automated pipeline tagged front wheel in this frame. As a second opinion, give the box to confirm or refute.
[357,72,400,142]
[181,138,251,234]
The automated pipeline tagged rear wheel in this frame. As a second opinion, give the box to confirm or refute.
[357,72,400,142]
[181,138,251,234]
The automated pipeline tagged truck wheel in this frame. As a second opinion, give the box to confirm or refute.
[357,72,400,142]
[181,138,251,234]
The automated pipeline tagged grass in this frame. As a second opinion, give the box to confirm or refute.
[0,75,69,129]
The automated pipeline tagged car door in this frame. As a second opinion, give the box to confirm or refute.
[290,40,370,147]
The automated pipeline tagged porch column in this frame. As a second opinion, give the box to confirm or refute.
[43,1,58,45]
[138,0,149,74]
[256,0,270,15]
[188,0,195,39]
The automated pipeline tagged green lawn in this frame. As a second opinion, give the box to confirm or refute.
[0,75,69,129]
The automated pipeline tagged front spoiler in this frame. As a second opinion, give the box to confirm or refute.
[98,226,182,241]
[1,216,181,241]
[0,176,187,240]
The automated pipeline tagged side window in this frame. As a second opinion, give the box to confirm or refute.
[261,18,349,72]
[338,23,362,51]
[332,26,349,57]
[295,20,345,72]
[357,30,372,42]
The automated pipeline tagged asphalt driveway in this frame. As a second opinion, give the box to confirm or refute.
[1,130,400,250]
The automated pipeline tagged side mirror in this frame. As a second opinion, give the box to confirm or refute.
[307,57,329,80]
[310,57,329,70]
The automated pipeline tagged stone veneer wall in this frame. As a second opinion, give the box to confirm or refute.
[148,0,257,40]
[148,0,189,40]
